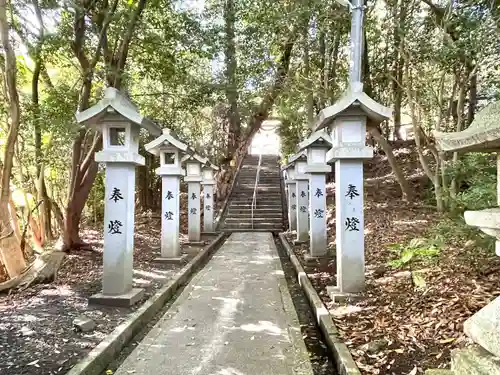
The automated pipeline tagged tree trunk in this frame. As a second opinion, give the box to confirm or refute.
[0,0,27,277]
[318,29,326,109]
[31,6,53,242]
[303,23,314,124]
[224,0,241,159]
[450,78,466,199]
[61,0,146,250]
[391,0,407,140]
[467,68,477,126]
[368,126,413,200]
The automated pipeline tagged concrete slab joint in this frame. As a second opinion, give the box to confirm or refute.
[278,233,362,375]
[113,232,314,375]
[66,233,227,375]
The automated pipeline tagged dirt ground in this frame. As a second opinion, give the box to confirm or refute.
[0,215,217,375]
[285,147,500,375]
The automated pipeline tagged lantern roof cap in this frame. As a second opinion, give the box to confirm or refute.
[313,83,392,131]
[144,128,189,156]
[181,151,208,165]
[75,87,161,136]
[282,150,307,170]
[297,129,332,152]
[434,101,500,152]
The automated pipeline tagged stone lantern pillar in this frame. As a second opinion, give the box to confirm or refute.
[182,153,207,244]
[76,87,161,306]
[297,131,332,259]
[294,153,309,244]
[312,84,391,301]
[202,162,219,234]
[145,129,189,263]
[282,162,297,231]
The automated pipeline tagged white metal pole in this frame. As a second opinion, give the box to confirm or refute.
[349,0,364,85]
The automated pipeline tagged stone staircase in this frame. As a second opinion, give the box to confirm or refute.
[425,296,500,375]
[219,154,285,232]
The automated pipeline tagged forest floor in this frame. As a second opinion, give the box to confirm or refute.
[0,213,217,375]
[285,146,500,375]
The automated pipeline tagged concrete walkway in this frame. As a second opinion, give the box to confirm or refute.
[115,232,313,375]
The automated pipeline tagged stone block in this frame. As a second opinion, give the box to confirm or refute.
[186,241,205,246]
[73,315,96,332]
[303,254,331,266]
[424,369,453,375]
[464,296,500,357]
[153,254,188,264]
[327,286,363,304]
[452,345,500,375]
[89,288,144,307]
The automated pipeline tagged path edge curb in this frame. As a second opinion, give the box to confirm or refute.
[66,232,227,375]
[278,233,361,375]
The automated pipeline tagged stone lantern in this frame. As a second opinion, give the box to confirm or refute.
[182,152,208,243]
[145,128,189,263]
[282,157,298,232]
[76,87,161,306]
[202,161,219,234]
[297,130,332,259]
[432,101,500,373]
[291,151,309,244]
[313,83,391,302]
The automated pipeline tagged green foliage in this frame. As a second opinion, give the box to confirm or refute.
[388,238,441,269]
[429,216,494,252]
[85,170,106,225]
[446,153,497,211]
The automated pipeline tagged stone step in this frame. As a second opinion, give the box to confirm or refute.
[231,195,283,199]
[225,217,283,223]
[229,203,282,208]
[237,179,280,182]
[228,208,283,214]
[452,345,500,375]
[232,192,282,196]
[236,185,280,189]
[227,213,283,218]
[222,223,284,230]
[229,201,282,206]
[230,197,283,202]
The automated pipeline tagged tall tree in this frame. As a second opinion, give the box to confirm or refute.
[0,0,27,277]
[61,0,147,250]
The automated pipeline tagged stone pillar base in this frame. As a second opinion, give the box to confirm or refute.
[153,254,188,264]
[89,288,144,307]
[303,254,331,266]
[293,239,307,245]
[326,286,363,304]
[186,241,205,246]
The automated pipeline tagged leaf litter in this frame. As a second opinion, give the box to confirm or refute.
[286,147,500,374]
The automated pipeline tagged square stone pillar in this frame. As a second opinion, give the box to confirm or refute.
[308,172,329,257]
[90,154,145,306]
[335,159,364,291]
[295,179,309,243]
[325,116,374,302]
[203,184,215,233]
[156,173,187,263]
[202,166,217,234]
[101,164,138,296]
[287,181,297,231]
[187,181,201,242]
